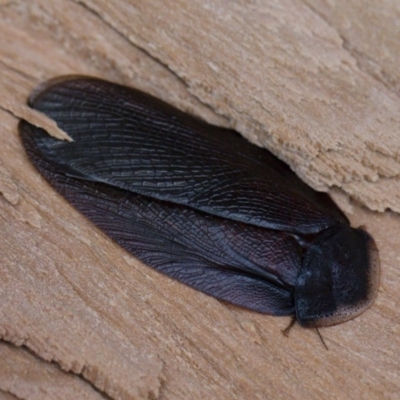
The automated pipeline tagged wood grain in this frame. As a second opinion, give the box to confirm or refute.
[1,1,400,399]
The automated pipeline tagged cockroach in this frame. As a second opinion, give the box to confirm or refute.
[19,76,379,328]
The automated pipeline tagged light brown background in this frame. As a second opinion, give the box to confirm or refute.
[1,1,400,399]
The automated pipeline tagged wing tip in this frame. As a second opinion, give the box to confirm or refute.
[28,75,101,107]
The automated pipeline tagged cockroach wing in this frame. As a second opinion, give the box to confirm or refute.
[20,120,301,316]
[25,76,348,235]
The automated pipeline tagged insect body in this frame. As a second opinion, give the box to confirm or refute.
[19,77,379,327]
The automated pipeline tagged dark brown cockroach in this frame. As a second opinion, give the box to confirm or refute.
[19,77,379,327]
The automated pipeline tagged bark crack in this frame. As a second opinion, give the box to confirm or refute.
[303,1,400,99]
[72,0,227,123]
[0,59,36,83]
[0,389,24,400]
[72,0,188,88]
[0,339,113,399]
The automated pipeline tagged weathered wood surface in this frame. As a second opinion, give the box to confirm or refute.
[1,1,400,399]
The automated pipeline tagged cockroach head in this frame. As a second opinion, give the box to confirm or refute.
[294,224,379,328]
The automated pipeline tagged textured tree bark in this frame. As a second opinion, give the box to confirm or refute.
[1,1,400,399]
